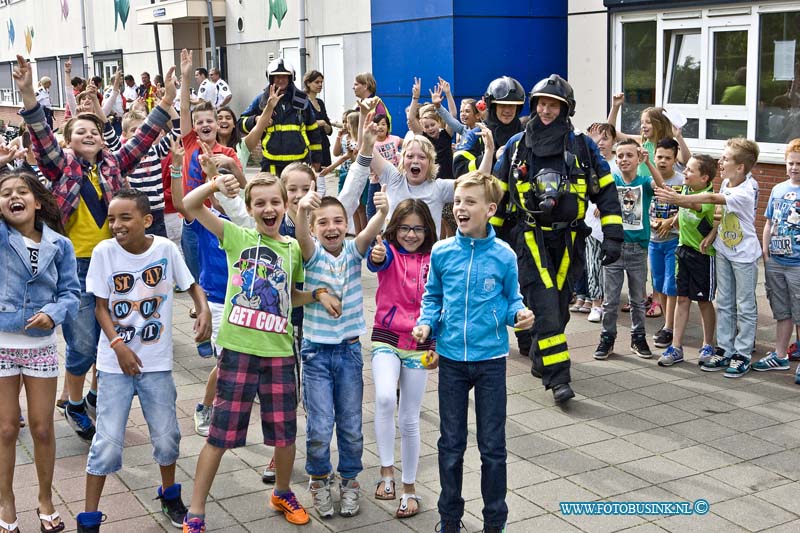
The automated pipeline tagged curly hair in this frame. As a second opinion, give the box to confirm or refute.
[0,170,64,234]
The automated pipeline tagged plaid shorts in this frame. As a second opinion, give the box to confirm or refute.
[208,348,297,449]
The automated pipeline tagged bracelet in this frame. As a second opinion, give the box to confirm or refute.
[109,336,124,348]
[312,288,329,302]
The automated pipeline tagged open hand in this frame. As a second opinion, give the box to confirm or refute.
[437,76,451,94]
[430,84,444,107]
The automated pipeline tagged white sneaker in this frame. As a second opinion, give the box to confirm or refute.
[339,478,360,517]
[588,307,603,323]
[309,476,334,518]
[194,404,211,437]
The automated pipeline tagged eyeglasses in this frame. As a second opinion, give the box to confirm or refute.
[623,200,635,206]
[112,296,165,320]
[397,225,427,235]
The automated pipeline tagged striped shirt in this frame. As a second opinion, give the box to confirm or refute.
[303,239,365,344]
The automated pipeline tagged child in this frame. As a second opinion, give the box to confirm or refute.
[652,155,718,366]
[77,189,211,532]
[649,139,685,348]
[607,94,692,170]
[595,139,665,360]
[409,79,455,180]
[412,171,533,533]
[658,139,760,376]
[0,170,79,533]
[294,179,389,519]
[16,54,177,441]
[752,139,800,377]
[181,173,338,530]
[366,199,438,518]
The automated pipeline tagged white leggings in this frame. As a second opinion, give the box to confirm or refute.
[371,350,428,485]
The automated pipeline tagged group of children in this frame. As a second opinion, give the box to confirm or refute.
[0,49,526,533]
[585,96,800,386]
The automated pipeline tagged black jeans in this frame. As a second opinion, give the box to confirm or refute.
[437,356,507,527]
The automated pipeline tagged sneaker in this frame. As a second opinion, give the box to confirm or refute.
[724,355,751,378]
[65,403,96,441]
[308,476,334,518]
[194,404,211,437]
[594,334,615,360]
[631,335,653,358]
[482,525,507,533]
[700,353,732,372]
[587,307,603,323]
[339,478,361,517]
[270,491,310,525]
[788,342,800,361]
[795,365,800,385]
[752,352,791,372]
[698,344,716,365]
[156,484,187,528]
[85,393,97,421]
[182,517,205,533]
[55,399,68,415]
[653,328,673,349]
[658,345,684,367]
[262,456,276,484]
[76,511,106,533]
[435,521,464,533]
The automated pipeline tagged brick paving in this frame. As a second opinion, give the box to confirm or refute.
[12,215,800,532]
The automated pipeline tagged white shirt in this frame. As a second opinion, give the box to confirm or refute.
[715,178,762,263]
[197,78,217,105]
[86,237,195,374]
[35,87,51,108]
[102,86,124,117]
[122,83,138,104]
[214,78,231,108]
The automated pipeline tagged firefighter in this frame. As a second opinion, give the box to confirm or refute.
[238,58,323,175]
[494,74,623,403]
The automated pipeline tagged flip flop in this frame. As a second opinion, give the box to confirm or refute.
[396,493,421,518]
[579,305,592,314]
[0,517,19,533]
[374,476,395,500]
[38,508,65,533]
[570,300,586,312]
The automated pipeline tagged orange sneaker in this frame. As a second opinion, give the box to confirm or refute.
[182,516,205,533]
[270,491,310,525]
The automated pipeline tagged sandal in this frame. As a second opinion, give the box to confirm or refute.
[579,304,592,314]
[646,301,663,318]
[396,493,421,518]
[570,300,586,312]
[374,476,395,500]
[0,517,19,533]
[621,302,631,313]
[38,508,65,533]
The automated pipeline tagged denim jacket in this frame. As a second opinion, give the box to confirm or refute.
[0,221,80,337]
[417,224,525,362]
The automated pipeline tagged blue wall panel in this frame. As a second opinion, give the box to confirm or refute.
[454,0,567,17]
[370,0,454,24]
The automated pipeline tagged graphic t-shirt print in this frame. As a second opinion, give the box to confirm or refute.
[227,245,291,334]
[618,184,644,231]
[111,259,168,345]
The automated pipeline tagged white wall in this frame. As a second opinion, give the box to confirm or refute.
[568,0,608,130]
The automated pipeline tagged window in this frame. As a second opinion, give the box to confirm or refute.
[757,11,800,144]
[620,21,656,134]
[35,57,60,108]
[613,6,800,161]
[0,62,14,105]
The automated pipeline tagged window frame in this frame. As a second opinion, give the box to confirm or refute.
[611,3,800,163]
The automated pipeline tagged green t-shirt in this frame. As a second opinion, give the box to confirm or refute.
[677,184,716,256]
[216,221,304,357]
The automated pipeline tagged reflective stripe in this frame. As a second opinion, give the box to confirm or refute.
[268,124,303,132]
[489,216,504,227]
[542,350,570,366]
[264,150,309,161]
[306,121,319,131]
[601,215,623,226]
[455,150,478,172]
[598,173,614,188]
[308,143,322,151]
[495,177,508,191]
[517,182,531,193]
[555,231,576,290]
[538,333,566,350]
[524,231,554,289]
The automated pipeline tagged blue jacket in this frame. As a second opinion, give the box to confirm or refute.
[417,224,525,362]
[0,221,80,337]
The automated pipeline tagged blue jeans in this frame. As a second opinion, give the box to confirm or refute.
[301,339,364,479]
[62,258,101,376]
[715,255,758,358]
[437,356,507,527]
[87,371,180,475]
[180,221,200,282]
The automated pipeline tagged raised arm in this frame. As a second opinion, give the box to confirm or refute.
[179,49,193,140]
[408,77,423,135]
[295,183,320,261]
[355,184,389,256]
[607,92,632,142]
[673,126,692,165]
[430,83,454,137]
[243,84,282,152]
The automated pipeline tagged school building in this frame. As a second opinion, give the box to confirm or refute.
[0,0,794,227]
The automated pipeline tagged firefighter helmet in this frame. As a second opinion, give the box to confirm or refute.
[483,76,526,107]
[530,74,576,117]
[266,57,296,82]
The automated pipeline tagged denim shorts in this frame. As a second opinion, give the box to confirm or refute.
[62,258,101,376]
[86,371,180,476]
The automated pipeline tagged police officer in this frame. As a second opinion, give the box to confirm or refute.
[494,74,623,403]
[238,58,323,175]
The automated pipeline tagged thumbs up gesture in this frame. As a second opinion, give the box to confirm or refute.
[297,179,321,213]
[371,232,387,264]
[373,183,389,215]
